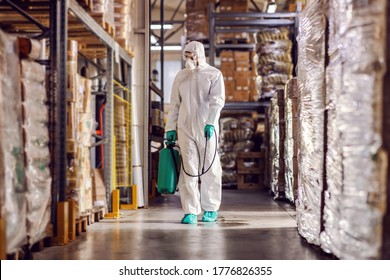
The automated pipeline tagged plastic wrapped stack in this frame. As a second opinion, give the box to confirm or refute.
[284,78,298,203]
[114,0,134,54]
[320,0,387,259]
[254,27,293,99]
[94,0,115,27]
[296,0,325,246]
[0,30,27,255]
[20,41,52,247]
[220,117,256,186]
[269,89,285,198]
[66,40,95,217]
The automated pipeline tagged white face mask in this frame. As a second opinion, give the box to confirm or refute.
[185,58,197,70]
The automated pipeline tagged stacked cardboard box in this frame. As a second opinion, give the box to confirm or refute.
[221,50,252,102]
[216,1,250,44]
[114,0,134,54]
[186,0,216,41]
[219,0,248,13]
[283,78,298,203]
[66,40,94,217]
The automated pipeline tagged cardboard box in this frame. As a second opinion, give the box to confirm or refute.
[234,51,250,62]
[221,62,235,78]
[67,102,76,140]
[234,70,251,80]
[220,50,234,62]
[235,61,250,71]
[235,77,250,90]
[230,90,250,102]
[220,0,248,13]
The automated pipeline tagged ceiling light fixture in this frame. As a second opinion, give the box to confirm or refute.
[151,24,173,30]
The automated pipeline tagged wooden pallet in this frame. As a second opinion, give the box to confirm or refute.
[30,236,53,253]
[92,206,104,222]
[75,216,88,236]
[237,174,264,190]
[237,152,265,174]
[237,152,265,190]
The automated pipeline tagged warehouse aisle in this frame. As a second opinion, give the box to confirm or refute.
[33,190,331,260]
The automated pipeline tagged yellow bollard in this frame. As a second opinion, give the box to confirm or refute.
[104,189,120,219]
[120,185,138,210]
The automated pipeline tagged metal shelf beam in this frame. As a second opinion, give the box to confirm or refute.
[216,19,295,27]
[216,44,255,49]
[223,102,270,111]
[213,12,297,19]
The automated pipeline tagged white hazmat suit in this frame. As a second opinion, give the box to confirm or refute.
[165,41,225,215]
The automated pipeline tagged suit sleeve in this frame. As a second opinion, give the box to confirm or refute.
[206,71,225,126]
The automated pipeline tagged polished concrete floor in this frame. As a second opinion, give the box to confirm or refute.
[34,190,332,260]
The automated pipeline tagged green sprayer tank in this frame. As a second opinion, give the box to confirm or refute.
[157,144,180,194]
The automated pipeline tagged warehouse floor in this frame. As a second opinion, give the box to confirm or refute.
[33,190,332,260]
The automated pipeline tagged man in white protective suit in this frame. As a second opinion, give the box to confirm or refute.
[165,41,225,224]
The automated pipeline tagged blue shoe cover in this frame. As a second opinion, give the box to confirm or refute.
[181,214,198,224]
[202,211,218,222]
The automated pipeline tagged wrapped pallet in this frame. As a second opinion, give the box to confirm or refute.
[320,0,387,259]
[296,0,326,246]
[269,89,285,198]
[0,30,27,254]
[284,78,299,203]
[21,56,52,247]
[114,0,134,53]
[382,0,390,260]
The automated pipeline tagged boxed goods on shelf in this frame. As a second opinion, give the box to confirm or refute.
[0,30,27,255]
[114,0,134,53]
[320,0,388,259]
[219,0,248,13]
[296,0,325,246]
[66,40,95,218]
[186,0,216,41]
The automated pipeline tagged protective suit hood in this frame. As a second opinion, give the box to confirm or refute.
[183,41,207,68]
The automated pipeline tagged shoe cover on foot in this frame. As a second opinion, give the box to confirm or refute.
[202,211,218,222]
[181,214,198,224]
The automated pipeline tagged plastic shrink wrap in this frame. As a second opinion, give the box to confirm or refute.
[296,0,326,246]
[269,90,285,198]
[0,30,27,254]
[284,78,298,203]
[320,0,387,259]
[21,57,52,247]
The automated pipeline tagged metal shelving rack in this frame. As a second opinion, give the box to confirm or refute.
[0,0,133,234]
